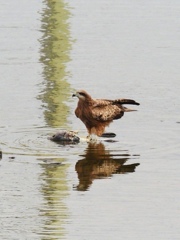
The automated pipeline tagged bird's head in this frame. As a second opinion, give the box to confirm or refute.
[72,90,91,101]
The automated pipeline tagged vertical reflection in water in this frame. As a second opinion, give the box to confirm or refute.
[39,0,72,127]
[38,1,72,239]
[40,161,69,240]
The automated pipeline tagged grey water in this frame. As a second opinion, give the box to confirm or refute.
[0,0,180,239]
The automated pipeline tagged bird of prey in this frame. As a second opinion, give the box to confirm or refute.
[72,90,140,140]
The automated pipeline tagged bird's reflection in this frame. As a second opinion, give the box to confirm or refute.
[75,142,140,191]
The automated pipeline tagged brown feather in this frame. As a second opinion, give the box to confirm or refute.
[73,90,140,136]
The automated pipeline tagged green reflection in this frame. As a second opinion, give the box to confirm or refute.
[39,0,72,127]
[40,159,69,240]
[39,0,72,239]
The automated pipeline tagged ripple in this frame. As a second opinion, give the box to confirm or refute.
[0,126,79,157]
[0,124,179,159]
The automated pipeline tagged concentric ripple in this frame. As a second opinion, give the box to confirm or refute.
[0,125,79,157]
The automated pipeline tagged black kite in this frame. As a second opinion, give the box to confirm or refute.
[72,90,140,139]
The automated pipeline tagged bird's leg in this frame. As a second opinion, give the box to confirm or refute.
[86,128,99,142]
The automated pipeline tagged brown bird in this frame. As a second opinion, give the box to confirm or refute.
[72,90,140,140]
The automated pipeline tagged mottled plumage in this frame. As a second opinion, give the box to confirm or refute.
[72,90,140,137]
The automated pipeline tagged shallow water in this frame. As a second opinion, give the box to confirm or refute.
[0,0,180,239]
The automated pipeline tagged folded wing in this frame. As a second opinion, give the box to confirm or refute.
[91,100,124,121]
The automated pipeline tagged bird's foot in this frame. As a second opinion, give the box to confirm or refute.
[87,134,98,142]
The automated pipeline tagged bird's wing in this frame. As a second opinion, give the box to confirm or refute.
[92,99,113,107]
[91,100,124,121]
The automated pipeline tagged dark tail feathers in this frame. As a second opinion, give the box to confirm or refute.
[114,99,140,106]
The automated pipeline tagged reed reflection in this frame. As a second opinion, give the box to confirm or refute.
[40,159,69,239]
[75,142,140,191]
[39,0,72,239]
[39,0,72,127]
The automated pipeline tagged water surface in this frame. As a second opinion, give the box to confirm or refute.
[0,0,180,240]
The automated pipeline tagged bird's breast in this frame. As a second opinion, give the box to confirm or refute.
[75,102,92,119]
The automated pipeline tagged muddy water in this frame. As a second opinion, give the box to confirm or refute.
[0,0,180,240]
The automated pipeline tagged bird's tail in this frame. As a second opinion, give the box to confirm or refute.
[113,98,140,112]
